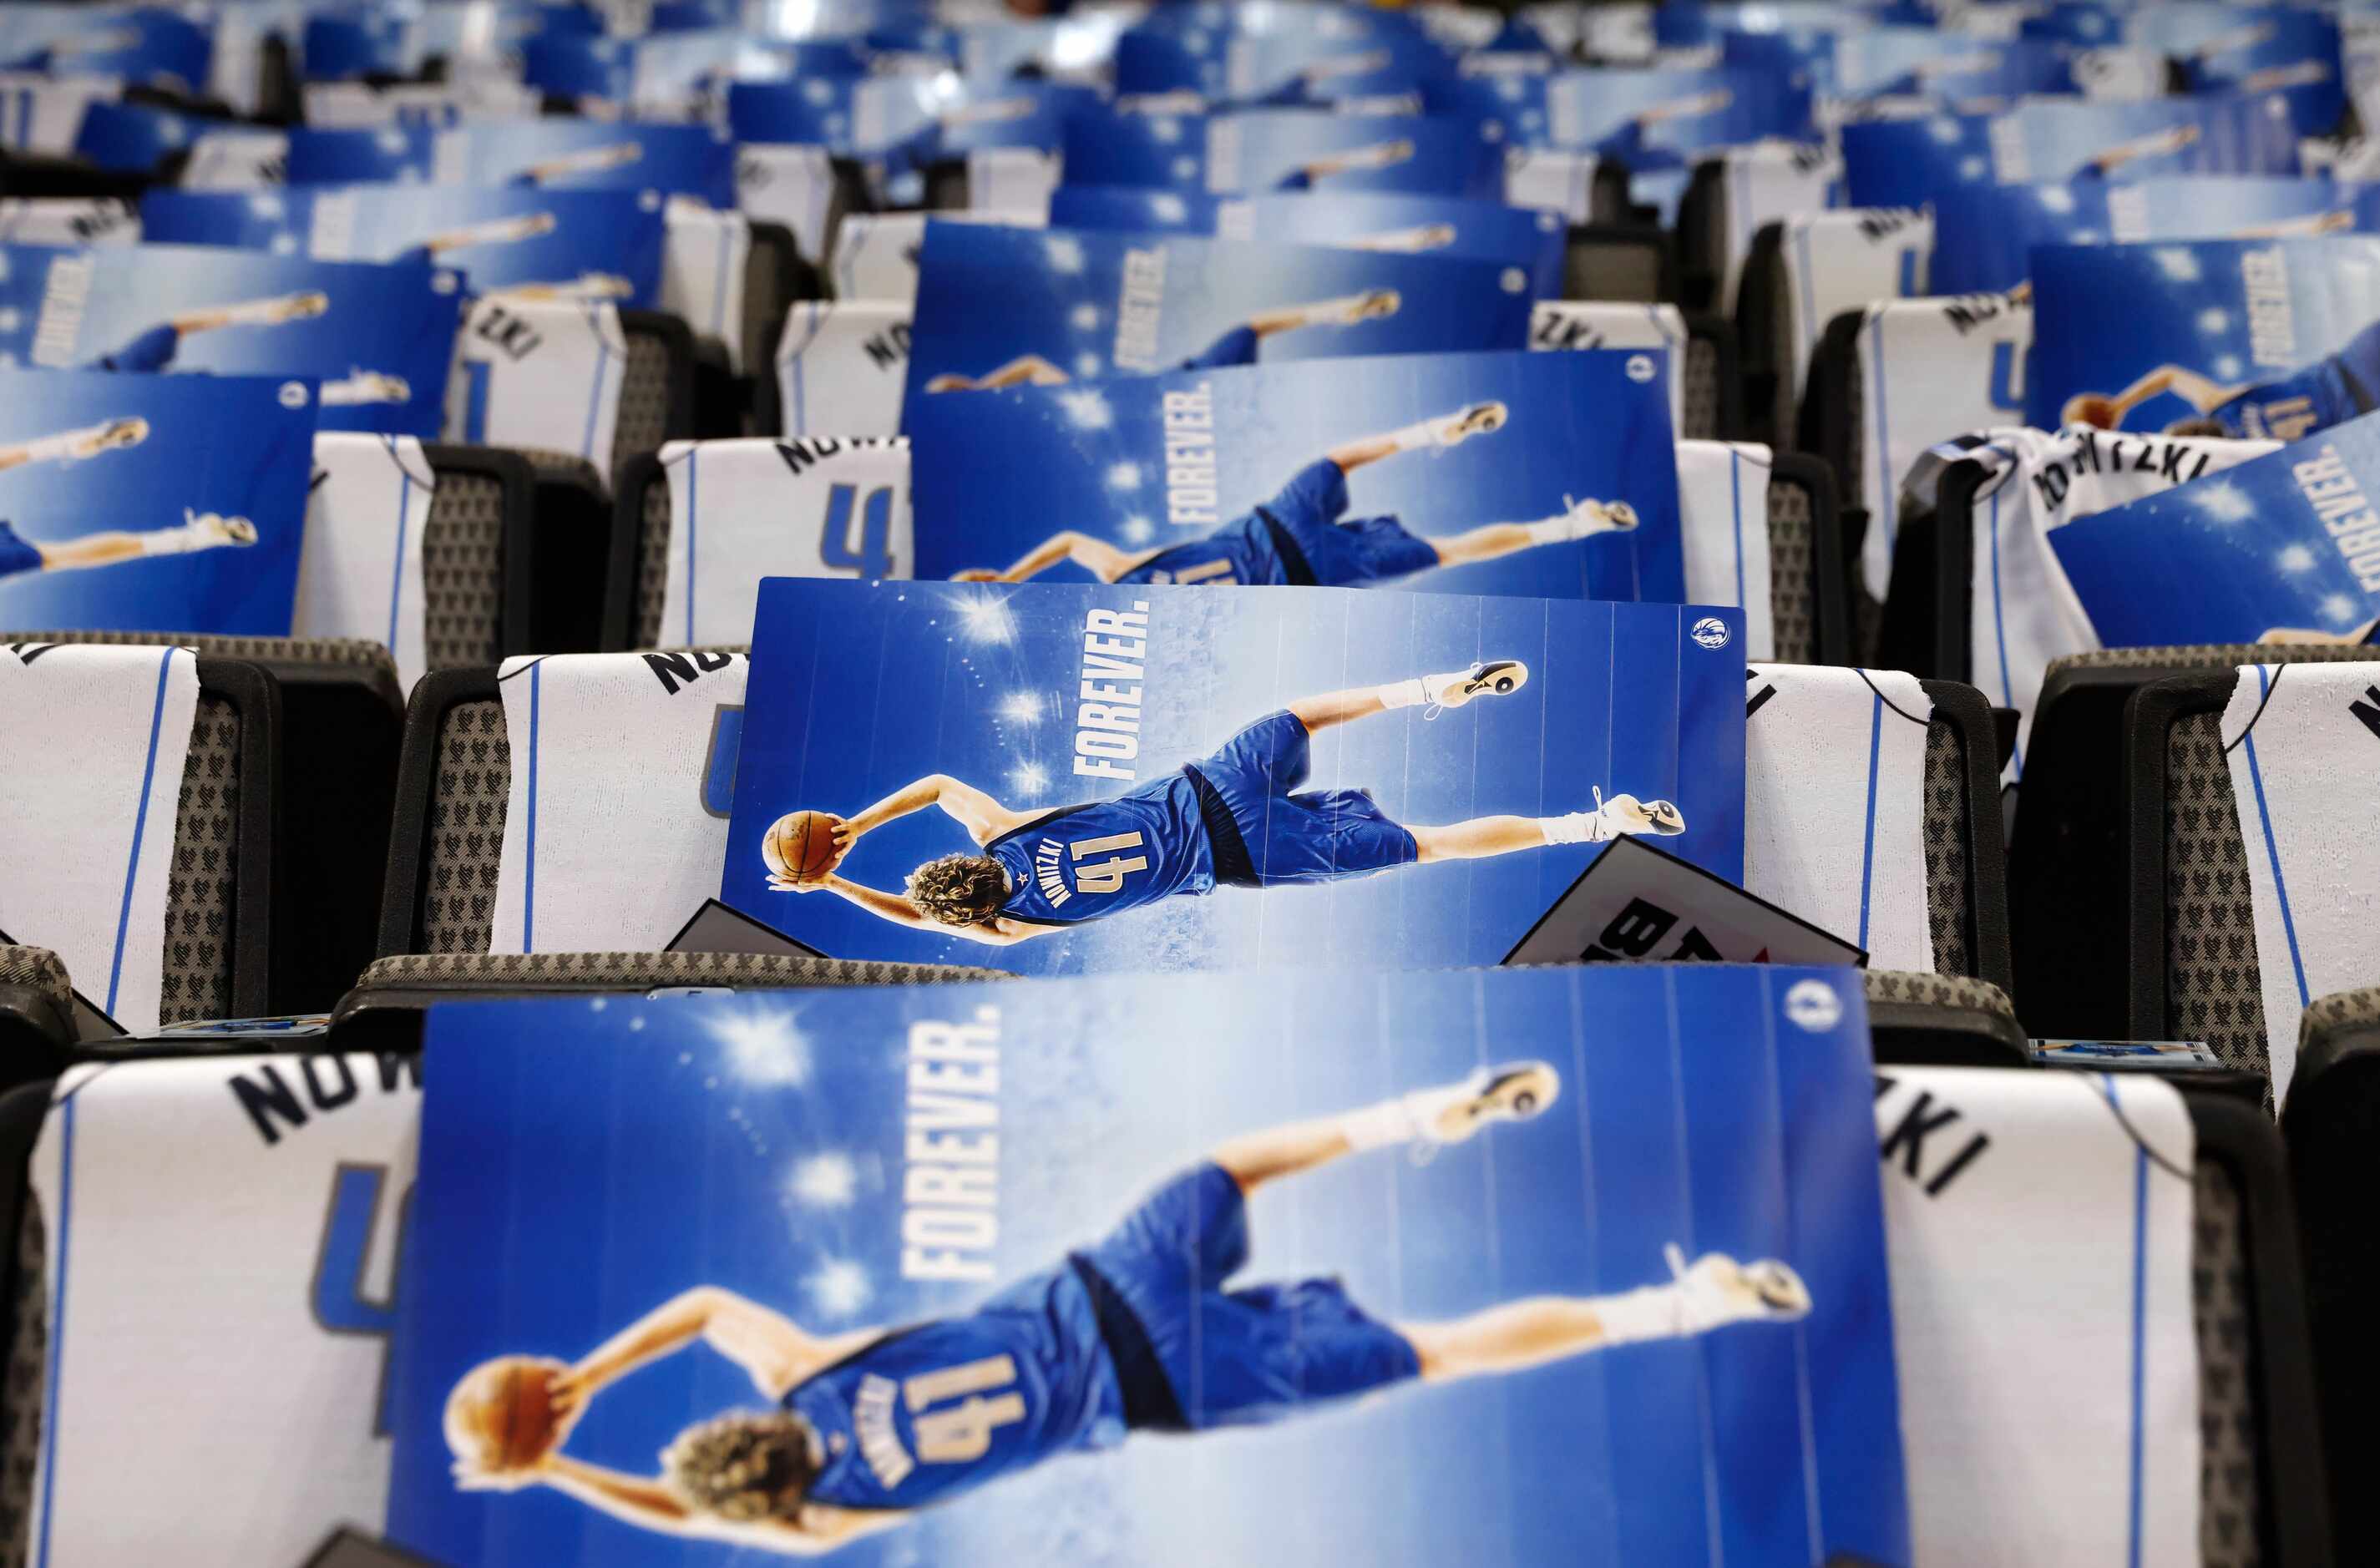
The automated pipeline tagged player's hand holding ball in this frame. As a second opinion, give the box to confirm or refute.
[444,1355,580,1490]
[950,569,1004,583]
[762,811,849,892]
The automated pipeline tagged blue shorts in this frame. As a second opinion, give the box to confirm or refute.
[1076,1163,1420,1431]
[1177,323,1261,372]
[1272,168,1316,191]
[1263,458,1440,585]
[85,322,181,373]
[1195,710,1420,886]
[0,520,41,580]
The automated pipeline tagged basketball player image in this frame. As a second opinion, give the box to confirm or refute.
[921,289,1401,392]
[1347,222,1458,253]
[81,290,330,372]
[1,508,256,581]
[514,142,644,185]
[489,274,637,303]
[1596,89,1735,155]
[407,210,561,260]
[1272,138,1415,190]
[947,402,1638,588]
[2061,318,2380,442]
[446,1065,1810,1552]
[318,368,412,407]
[2079,122,2200,178]
[760,661,1685,946]
[0,416,146,474]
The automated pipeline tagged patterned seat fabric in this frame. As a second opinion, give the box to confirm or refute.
[636,476,672,649]
[1922,721,1975,978]
[2164,710,2268,1076]
[160,695,240,1025]
[2194,1161,2260,1567]
[1682,336,1718,440]
[354,951,1010,989]
[1767,478,1815,665]
[615,324,676,469]
[421,467,508,671]
[2051,642,2380,676]
[423,700,510,953]
[0,947,69,1017]
[1861,968,2008,1014]
[0,631,393,676]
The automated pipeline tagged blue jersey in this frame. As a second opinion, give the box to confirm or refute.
[1117,459,1436,588]
[988,778,1213,924]
[0,519,43,580]
[2217,318,2380,441]
[784,1265,1125,1511]
[84,322,183,373]
[1120,513,1290,587]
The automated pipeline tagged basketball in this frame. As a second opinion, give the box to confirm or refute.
[2062,393,2120,430]
[762,811,844,884]
[444,1355,573,1474]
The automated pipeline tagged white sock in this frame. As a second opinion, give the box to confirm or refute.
[22,427,99,463]
[1378,677,1428,710]
[1588,1282,1687,1347]
[1292,293,1366,329]
[139,523,205,556]
[1520,513,1582,546]
[1387,418,1443,453]
[1338,1097,1420,1152]
[1538,810,1603,846]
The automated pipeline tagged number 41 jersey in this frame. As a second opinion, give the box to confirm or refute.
[988,781,1214,924]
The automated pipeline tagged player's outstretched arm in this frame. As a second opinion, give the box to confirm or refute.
[952,530,1134,584]
[810,874,1038,946]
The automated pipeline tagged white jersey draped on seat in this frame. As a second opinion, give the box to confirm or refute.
[444,296,627,477]
[1675,439,1775,661]
[291,433,437,692]
[774,300,913,438]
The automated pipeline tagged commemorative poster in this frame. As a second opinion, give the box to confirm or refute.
[1839,97,2296,210]
[903,349,1684,603]
[1046,186,1568,299]
[2028,236,2380,442]
[717,579,1744,975]
[0,368,313,634]
[141,185,671,310]
[1927,175,2347,295]
[902,225,1532,428]
[1059,108,1503,199]
[0,243,462,440]
[2050,411,2380,646]
[1430,64,1803,159]
[285,122,739,209]
[384,965,1911,1565]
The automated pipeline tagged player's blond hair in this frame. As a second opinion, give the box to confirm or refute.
[906,853,1008,926]
[661,1410,818,1522]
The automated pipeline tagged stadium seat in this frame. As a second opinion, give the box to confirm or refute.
[614,306,701,476]
[1760,452,1845,664]
[1674,143,1841,318]
[2124,660,2380,1084]
[1674,443,1844,664]
[1558,221,1673,304]
[1679,312,1739,442]
[1861,972,2026,1065]
[0,146,154,202]
[2014,645,2380,1042]
[332,951,1014,1050]
[741,218,821,406]
[0,948,72,1087]
[377,655,752,962]
[2,634,403,1017]
[1879,1066,2328,1565]
[760,297,913,439]
[0,650,275,1029]
[1747,669,2013,994]
[2282,987,2380,1560]
[1737,210,1932,453]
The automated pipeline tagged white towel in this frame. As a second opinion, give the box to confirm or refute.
[1503,148,1598,222]
[1856,293,2032,601]
[0,642,198,1033]
[661,196,752,371]
[0,196,139,246]
[488,650,751,953]
[444,296,627,476]
[291,434,436,694]
[1529,300,1688,433]
[1957,427,2276,778]
[1706,139,1841,316]
[1675,439,1775,661]
[772,299,913,438]
[0,74,119,155]
[179,129,288,190]
[828,209,1045,305]
[1744,663,1937,967]
[1777,209,1933,404]
[24,1053,419,1565]
[657,436,912,648]
[735,142,838,276]
[2220,660,2380,1101]
[1878,1066,2200,1567]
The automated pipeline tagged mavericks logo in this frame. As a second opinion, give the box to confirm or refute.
[1691,616,1730,650]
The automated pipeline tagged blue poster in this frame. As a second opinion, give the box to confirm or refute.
[2165,7,2346,138]
[1830,28,2075,99]
[71,100,224,175]
[2051,413,2380,645]
[140,185,671,310]
[904,225,1532,427]
[1449,65,1808,156]
[286,121,739,209]
[727,77,865,148]
[386,964,1909,1566]
[0,244,462,439]
[1841,96,2298,210]
[1928,175,2345,295]
[904,349,1682,602]
[1061,108,1502,198]
[717,580,1744,974]
[0,5,210,92]
[2028,236,2380,441]
[0,368,312,634]
[1046,186,1568,299]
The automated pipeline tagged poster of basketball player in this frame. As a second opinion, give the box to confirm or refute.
[900,225,1532,431]
[382,964,1912,1565]
[0,242,463,439]
[0,367,314,633]
[284,120,737,208]
[718,579,1744,974]
[904,349,1684,603]
[141,185,672,310]
[1058,107,1504,198]
[2029,235,2380,443]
